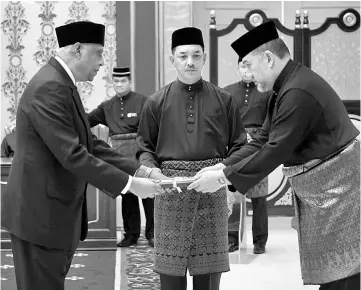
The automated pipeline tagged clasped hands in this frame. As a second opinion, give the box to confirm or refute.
[131,163,228,199]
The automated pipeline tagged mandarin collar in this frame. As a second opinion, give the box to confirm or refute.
[175,78,203,92]
[117,91,132,101]
[273,60,297,95]
[242,81,255,89]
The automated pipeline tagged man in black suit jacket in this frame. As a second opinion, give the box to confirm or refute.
[1,21,165,290]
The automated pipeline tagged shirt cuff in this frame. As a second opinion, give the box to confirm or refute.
[121,175,132,194]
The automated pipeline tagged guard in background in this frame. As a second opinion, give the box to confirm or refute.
[87,67,154,247]
[1,119,16,158]
[224,59,272,254]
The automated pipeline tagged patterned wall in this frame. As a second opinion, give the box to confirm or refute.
[311,24,360,100]
[0,1,117,141]
[159,1,192,87]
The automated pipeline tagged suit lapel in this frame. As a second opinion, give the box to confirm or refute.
[71,88,93,152]
[48,57,93,151]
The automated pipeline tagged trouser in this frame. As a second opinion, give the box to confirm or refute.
[10,233,75,290]
[319,273,360,290]
[121,192,154,240]
[229,196,268,246]
[159,273,222,290]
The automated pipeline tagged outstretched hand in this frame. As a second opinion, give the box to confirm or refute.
[149,168,173,180]
[129,177,164,198]
[187,169,226,193]
[195,163,226,177]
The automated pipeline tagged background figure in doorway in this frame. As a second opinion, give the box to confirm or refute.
[87,67,154,247]
[223,58,272,254]
[1,119,17,158]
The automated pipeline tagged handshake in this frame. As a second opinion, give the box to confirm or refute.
[129,163,229,199]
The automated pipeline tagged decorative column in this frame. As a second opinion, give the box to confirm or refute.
[101,1,117,100]
[1,1,30,120]
[33,1,58,67]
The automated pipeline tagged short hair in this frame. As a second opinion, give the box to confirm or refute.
[251,38,290,59]
[57,44,73,54]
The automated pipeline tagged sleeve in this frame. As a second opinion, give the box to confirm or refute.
[91,135,140,175]
[87,103,107,128]
[1,137,10,157]
[222,123,269,166]
[136,98,160,168]
[223,95,248,163]
[29,82,133,195]
[224,89,323,193]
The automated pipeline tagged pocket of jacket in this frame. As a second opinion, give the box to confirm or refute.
[46,179,75,203]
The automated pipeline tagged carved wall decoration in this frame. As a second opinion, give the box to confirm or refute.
[1,1,30,120]
[101,1,117,100]
[33,1,58,67]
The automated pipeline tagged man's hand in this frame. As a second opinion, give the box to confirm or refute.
[149,168,173,180]
[195,163,226,177]
[128,177,164,198]
[187,169,229,193]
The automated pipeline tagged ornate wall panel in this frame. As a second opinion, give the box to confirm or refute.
[1,1,117,139]
[159,1,192,87]
[1,1,30,122]
[311,24,360,100]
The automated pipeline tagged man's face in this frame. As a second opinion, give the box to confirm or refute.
[77,43,104,82]
[241,52,273,92]
[238,62,254,83]
[170,45,206,83]
[113,76,131,95]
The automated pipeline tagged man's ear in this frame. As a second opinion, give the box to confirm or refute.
[264,50,275,68]
[203,51,207,65]
[73,42,82,59]
[169,54,175,66]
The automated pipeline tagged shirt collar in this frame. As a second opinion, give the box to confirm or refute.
[241,81,255,89]
[175,77,203,92]
[273,59,297,95]
[55,56,76,85]
[117,91,132,101]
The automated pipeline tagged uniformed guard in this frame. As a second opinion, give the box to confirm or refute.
[87,67,154,247]
[223,58,272,254]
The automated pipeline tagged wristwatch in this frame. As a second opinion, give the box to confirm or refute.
[217,176,227,186]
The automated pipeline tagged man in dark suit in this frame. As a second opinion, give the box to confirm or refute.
[1,21,164,290]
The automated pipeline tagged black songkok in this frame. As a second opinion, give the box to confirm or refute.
[56,21,105,48]
[113,67,130,77]
[171,27,204,50]
[231,21,279,60]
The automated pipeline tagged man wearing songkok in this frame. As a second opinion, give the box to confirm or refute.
[189,21,360,289]
[1,21,163,290]
[136,27,247,290]
[223,57,272,255]
[88,67,155,248]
